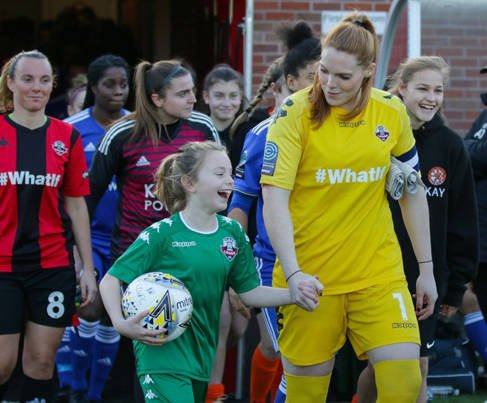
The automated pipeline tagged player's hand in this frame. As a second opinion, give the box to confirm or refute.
[229,288,251,319]
[439,304,458,318]
[288,271,323,311]
[415,268,438,320]
[115,310,168,346]
[79,269,98,308]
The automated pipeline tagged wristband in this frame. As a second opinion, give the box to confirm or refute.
[418,260,432,264]
[286,269,302,282]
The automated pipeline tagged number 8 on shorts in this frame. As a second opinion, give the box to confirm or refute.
[47,291,65,319]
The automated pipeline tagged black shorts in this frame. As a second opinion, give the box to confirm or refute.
[474,262,487,319]
[418,302,440,357]
[0,267,76,334]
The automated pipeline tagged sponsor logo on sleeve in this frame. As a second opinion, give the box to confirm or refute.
[139,231,150,244]
[145,390,157,400]
[162,218,173,226]
[223,216,232,224]
[235,150,247,179]
[375,125,390,142]
[271,98,293,126]
[150,222,161,232]
[261,141,279,176]
[142,375,154,385]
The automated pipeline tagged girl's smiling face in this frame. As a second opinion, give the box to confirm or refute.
[189,150,234,213]
[399,69,444,129]
[203,80,242,129]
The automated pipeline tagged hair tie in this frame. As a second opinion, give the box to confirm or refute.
[160,65,184,91]
[353,19,367,29]
[144,62,153,73]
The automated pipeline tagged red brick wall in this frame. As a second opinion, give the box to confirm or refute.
[252,0,487,135]
[421,0,487,134]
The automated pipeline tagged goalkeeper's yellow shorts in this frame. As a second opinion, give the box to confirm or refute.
[276,279,420,365]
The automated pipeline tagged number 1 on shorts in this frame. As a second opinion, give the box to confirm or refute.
[392,292,408,321]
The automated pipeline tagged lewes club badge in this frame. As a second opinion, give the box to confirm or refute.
[375,125,390,142]
[52,140,68,156]
[221,237,238,262]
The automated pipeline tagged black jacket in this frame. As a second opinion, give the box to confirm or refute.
[229,107,271,171]
[390,114,479,307]
[465,109,487,263]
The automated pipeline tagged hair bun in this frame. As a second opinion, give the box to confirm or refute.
[276,21,314,50]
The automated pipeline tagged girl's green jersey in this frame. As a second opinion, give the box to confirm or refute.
[109,212,259,380]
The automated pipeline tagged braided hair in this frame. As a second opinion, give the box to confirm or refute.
[229,57,283,140]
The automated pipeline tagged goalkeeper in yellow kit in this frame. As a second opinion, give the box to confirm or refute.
[261,12,438,403]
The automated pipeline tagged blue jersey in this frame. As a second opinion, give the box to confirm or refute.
[64,108,128,245]
[230,118,275,262]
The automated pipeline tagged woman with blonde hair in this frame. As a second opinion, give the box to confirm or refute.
[0,49,97,403]
[356,56,478,403]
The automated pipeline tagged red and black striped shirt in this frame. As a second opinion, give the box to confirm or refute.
[87,111,220,261]
[0,115,90,272]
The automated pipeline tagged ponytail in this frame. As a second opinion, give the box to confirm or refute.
[122,60,190,145]
[154,141,227,214]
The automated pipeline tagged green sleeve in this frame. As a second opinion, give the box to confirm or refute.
[108,227,157,285]
[228,222,260,293]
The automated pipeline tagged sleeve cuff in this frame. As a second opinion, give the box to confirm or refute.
[229,191,256,215]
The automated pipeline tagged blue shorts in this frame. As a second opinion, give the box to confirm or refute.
[92,238,111,282]
[255,256,279,353]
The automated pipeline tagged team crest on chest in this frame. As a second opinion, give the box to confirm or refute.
[52,140,68,156]
[374,125,390,142]
[221,237,238,262]
[427,166,447,186]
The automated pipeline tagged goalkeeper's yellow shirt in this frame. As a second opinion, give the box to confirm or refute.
[261,87,417,294]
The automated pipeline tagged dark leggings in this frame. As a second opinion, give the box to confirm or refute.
[474,262,487,319]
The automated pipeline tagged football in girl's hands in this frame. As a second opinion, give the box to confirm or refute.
[122,272,193,341]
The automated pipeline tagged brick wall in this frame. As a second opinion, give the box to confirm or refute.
[252,0,487,135]
[421,0,487,134]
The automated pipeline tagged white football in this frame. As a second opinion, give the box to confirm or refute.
[122,272,193,342]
